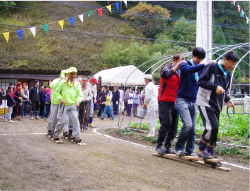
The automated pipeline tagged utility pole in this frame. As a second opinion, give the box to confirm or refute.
[196,1,213,63]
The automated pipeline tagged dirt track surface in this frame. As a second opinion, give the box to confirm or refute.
[0,116,249,190]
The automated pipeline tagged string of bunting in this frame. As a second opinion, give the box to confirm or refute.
[231,1,249,24]
[2,0,127,43]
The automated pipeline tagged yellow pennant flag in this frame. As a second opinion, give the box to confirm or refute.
[58,20,64,30]
[3,32,9,43]
[106,5,112,13]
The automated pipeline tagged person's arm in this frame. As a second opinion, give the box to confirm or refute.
[144,86,151,105]
[87,88,92,101]
[53,81,64,104]
[180,62,205,74]
[126,93,130,99]
[197,64,218,91]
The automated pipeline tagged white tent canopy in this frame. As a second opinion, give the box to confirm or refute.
[93,65,146,86]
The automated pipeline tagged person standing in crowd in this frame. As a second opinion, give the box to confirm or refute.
[112,86,120,118]
[0,86,4,106]
[143,74,158,137]
[100,92,114,120]
[53,67,84,143]
[244,92,250,113]
[79,79,92,131]
[174,47,211,156]
[47,70,68,137]
[29,80,40,120]
[197,51,237,159]
[97,85,110,118]
[133,89,141,117]
[4,86,15,122]
[39,84,46,118]
[21,83,29,118]
[88,78,98,127]
[44,85,51,119]
[13,82,22,121]
[123,87,131,113]
[156,54,184,155]
[118,87,124,114]
[126,88,134,117]
[141,92,145,105]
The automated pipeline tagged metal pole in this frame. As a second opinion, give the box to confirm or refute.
[246,115,250,146]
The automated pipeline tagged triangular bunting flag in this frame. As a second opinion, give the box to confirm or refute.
[78,14,84,23]
[237,4,241,12]
[58,20,64,30]
[231,1,236,5]
[42,24,48,34]
[97,8,102,17]
[16,29,23,40]
[115,2,119,10]
[123,0,127,7]
[69,17,74,26]
[246,16,249,24]
[29,27,36,37]
[88,11,92,18]
[3,32,9,43]
[106,5,112,13]
[240,10,244,18]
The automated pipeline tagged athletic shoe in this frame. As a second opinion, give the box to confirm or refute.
[186,153,198,157]
[99,118,104,120]
[175,150,183,156]
[3,118,7,122]
[9,120,14,123]
[197,150,213,159]
[30,117,34,120]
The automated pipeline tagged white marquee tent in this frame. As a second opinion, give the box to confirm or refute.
[93,65,146,86]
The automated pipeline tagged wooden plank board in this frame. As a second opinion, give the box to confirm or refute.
[64,136,86,146]
[193,161,231,171]
[152,153,221,162]
[46,135,63,144]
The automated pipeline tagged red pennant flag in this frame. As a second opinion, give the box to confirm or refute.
[52,23,54,31]
[97,8,102,17]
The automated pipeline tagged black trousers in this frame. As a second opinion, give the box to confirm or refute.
[198,106,220,147]
[158,101,179,139]
[97,104,110,117]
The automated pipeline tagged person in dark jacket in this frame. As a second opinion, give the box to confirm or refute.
[112,86,120,117]
[97,85,110,118]
[39,84,46,118]
[29,80,40,120]
[196,51,238,159]
[0,86,4,106]
[13,82,22,120]
[174,47,215,156]
[156,53,184,155]
[4,86,16,122]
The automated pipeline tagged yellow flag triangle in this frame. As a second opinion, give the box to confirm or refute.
[3,32,9,43]
[106,5,112,13]
[58,20,64,30]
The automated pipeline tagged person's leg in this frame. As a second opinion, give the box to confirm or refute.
[5,106,13,121]
[108,106,114,119]
[97,104,103,117]
[21,102,25,117]
[175,98,192,153]
[84,102,89,128]
[68,105,81,138]
[54,105,68,137]
[102,106,108,118]
[156,101,171,153]
[87,100,91,125]
[185,102,198,155]
[147,105,157,136]
[35,101,40,119]
[24,102,28,117]
[79,101,84,130]
[47,104,59,131]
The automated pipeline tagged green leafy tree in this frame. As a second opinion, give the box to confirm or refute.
[121,2,171,39]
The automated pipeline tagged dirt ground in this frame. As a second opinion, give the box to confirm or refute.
[0,115,249,190]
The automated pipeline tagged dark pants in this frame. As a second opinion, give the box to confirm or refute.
[39,102,44,117]
[21,101,28,117]
[198,106,220,147]
[157,101,179,150]
[112,101,119,116]
[13,103,21,118]
[97,104,110,117]
[133,103,139,116]
[79,101,89,130]
[45,103,51,118]
[127,104,132,116]
[124,101,128,111]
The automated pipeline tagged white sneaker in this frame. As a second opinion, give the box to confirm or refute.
[4,118,7,122]
[175,150,183,156]
[30,117,34,120]
[9,120,14,123]
[146,134,155,137]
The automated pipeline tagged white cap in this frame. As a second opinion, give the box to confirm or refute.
[144,74,153,80]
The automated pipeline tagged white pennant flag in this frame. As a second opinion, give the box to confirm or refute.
[29,27,36,37]
[78,14,84,23]
[123,0,127,7]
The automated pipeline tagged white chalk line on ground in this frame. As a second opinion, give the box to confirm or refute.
[93,129,250,171]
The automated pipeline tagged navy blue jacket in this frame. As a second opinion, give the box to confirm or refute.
[6,92,16,106]
[177,60,205,102]
[40,90,46,103]
[112,90,120,102]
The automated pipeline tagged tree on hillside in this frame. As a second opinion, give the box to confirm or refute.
[121,1,171,39]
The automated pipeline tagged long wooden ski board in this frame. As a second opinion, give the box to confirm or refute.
[63,136,87,146]
[46,135,63,144]
[152,153,230,171]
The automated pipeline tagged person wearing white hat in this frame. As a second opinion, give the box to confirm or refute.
[143,74,158,137]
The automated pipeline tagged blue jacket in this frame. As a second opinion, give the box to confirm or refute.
[133,93,141,104]
[40,90,46,103]
[6,92,16,107]
[177,60,205,102]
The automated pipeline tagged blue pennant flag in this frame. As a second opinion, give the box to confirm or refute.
[16,29,23,40]
[69,17,74,26]
[115,2,119,10]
